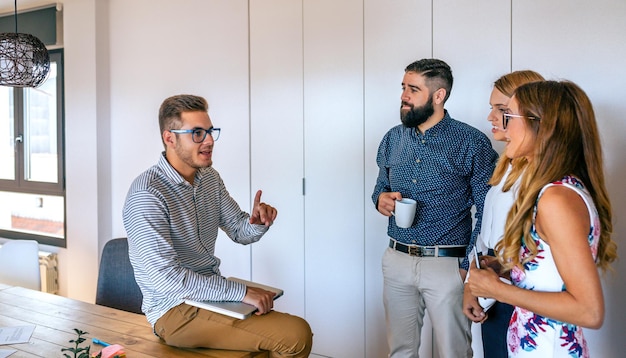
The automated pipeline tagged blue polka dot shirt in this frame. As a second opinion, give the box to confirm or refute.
[372,111,498,269]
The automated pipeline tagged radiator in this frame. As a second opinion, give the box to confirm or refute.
[39,251,59,294]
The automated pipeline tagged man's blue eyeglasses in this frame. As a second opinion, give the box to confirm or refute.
[169,127,221,143]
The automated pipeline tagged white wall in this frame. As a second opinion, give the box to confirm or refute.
[513,2,626,357]
[2,0,624,357]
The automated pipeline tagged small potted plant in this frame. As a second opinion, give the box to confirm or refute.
[61,329,100,358]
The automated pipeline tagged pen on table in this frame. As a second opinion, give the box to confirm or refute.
[92,338,110,347]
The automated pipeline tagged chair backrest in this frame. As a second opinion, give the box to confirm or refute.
[95,238,143,314]
[0,240,41,290]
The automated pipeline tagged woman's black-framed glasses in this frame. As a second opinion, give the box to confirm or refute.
[169,127,221,143]
[502,112,540,130]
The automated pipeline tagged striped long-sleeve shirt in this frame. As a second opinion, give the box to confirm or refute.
[122,153,268,326]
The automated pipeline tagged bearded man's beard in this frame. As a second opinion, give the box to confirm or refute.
[401,95,434,128]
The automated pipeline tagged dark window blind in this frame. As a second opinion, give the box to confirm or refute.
[0,5,56,45]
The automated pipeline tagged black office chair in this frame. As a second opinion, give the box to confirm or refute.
[95,238,143,314]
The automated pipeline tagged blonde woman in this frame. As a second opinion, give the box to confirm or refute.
[463,70,544,358]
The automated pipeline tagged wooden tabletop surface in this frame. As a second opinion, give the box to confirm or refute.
[0,283,266,357]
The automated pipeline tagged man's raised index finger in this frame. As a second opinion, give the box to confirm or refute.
[254,190,263,206]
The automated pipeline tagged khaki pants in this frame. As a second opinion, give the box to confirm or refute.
[382,247,472,358]
[155,303,312,357]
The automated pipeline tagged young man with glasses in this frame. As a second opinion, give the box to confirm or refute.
[122,94,312,356]
[372,59,498,357]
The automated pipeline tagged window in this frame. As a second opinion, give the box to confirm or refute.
[0,50,65,247]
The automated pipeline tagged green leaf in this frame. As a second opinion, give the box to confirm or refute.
[61,328,94,358]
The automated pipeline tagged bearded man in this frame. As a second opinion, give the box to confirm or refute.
[372,59,498,358]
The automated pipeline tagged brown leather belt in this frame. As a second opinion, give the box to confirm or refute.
[389,239,466,257]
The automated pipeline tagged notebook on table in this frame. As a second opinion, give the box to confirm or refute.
[184,277,284,319]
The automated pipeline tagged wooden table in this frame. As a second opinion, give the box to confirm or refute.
[0,283,267,357]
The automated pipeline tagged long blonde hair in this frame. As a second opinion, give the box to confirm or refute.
[489,70,544,191]
[496,81,617,272]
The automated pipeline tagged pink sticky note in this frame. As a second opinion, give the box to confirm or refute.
[93,344,125,358]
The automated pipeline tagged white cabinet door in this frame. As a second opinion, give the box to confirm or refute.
[250,1,367,356]
[249,0,306,319]
[363,0,433,356]
[302,0,365,356]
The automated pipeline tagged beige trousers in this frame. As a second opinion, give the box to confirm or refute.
[382,247,472,358]
[155,303,312,357]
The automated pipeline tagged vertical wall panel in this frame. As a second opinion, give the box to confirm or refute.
[433,3,511,357]
[303,0,365,356]
[513,1,626,357]
[363,1,432,357]
[62,0,99,301]
[249,0,305,318]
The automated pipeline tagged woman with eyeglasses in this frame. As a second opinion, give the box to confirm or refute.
[462,70,544,358]
[467,80,617,357]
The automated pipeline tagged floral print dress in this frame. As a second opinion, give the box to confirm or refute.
[507,176,600,358]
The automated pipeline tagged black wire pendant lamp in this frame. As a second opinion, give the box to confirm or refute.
[0,0,50,88]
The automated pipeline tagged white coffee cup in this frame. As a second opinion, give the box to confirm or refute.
[392,198,417,228]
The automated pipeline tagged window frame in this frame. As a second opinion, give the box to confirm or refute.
[0,49,66,247]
